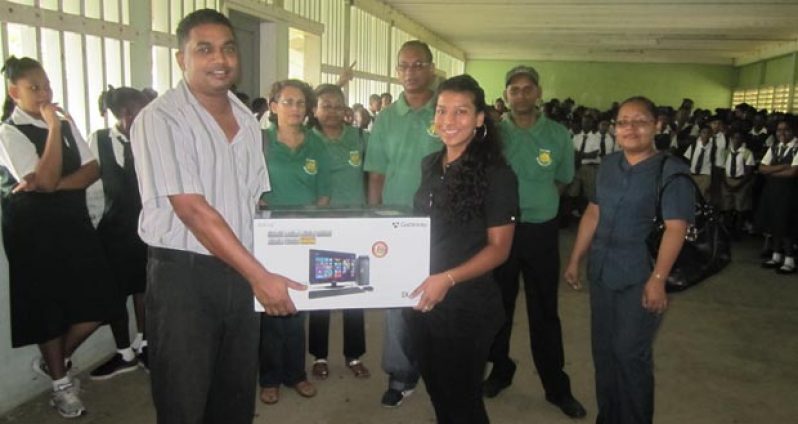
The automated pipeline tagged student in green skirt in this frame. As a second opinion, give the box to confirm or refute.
[307,84,371,381]
[259,79,331,404]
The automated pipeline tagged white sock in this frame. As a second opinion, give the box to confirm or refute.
[138,339,148,353]
[784,256,795,267]
[52,376,71,391]
[131,333,144,351]
[118,347,136,362]
[772,252,783,262]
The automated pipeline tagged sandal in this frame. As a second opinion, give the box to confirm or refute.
[294,380,317,398]
[347,359,371,379]
[312,360,329,380]
[260,387,279,405]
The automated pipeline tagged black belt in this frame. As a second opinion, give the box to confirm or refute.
[149,246,236,274]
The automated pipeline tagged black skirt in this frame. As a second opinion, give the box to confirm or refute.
[755,176,797,238]
[3,190,121,347]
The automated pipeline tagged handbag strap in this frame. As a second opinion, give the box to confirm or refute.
[653,154,703,223]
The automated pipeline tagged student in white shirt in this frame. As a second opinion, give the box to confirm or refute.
[756,120,798,274]
[0,56,118,418]
[721,131,756,238]
[85,86,151,380]
[683,126,721,201]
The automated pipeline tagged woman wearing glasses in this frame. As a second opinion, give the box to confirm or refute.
[564,97,693,424]
[258,79,331,404]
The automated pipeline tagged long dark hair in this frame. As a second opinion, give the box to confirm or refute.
[435,74,505,222]
[2,56,44,121]
[267,79,315,127]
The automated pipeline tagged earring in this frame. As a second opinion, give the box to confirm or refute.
[476,124,488,140]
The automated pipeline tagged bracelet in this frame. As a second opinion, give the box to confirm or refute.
[445,272,456,287]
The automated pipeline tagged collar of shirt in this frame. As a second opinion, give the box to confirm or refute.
[177,79,253,124]
[10,107,49,129]
[109,125,128,144]
[503,112,550,133]
[394,91,434,116]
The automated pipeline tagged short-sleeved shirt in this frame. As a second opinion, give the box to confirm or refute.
[723,146,756,178]
[85,126,128,227]
[131,80,269,254]
[261,125,331,207]
[413,150,518,333]
[0,107,94,184]
[588,152,694,290]
[363,92,441,207]
[314,125,367,207]
[500,114,574,223]
[760,139,798,166]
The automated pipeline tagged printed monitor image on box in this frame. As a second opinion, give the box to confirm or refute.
[253,208,430,311]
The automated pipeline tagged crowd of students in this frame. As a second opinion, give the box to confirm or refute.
[532,97,798,275]
[0,7,795,424]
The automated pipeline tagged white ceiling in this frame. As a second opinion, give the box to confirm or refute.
[379,0,798,65]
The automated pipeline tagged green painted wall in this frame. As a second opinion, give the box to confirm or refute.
[762,54,794,86]
[465,59,736,111]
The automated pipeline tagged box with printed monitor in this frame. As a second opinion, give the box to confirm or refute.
[253,207,430,311]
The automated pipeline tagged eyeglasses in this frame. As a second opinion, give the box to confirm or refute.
[396,61,431,72]
[278,99,307,109]
[615,119,654,129]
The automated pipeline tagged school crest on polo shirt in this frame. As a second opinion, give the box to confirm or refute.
[303,159,318,175]
[426,119,438,137]
[348,150,362,167]
[537,149,553,167]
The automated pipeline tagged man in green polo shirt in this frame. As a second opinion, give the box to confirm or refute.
[363,40,441,408]
[483,65,587,419]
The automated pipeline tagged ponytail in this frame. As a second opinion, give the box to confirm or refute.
[2,56,45,121]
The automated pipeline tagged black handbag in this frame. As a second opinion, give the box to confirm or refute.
[646,155,731,292]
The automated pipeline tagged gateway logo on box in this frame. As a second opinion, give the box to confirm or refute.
[391,221,428,229]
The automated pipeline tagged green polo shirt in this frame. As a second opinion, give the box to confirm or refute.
[363,92,442,207]
[501,114,574,223]
[261,126,332,207]
[314,126,367,207]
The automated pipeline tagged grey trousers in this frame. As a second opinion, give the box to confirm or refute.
[380,308,419,391]
[591,282,662,424]
[146,248,259,424]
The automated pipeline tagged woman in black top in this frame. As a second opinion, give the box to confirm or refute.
[0,56,118,418]
[407,74,518,424]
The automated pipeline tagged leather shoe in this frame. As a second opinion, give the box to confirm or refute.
[312,360,329,380]
[482,360,516,398]
[546,394,587,419]
[294,380,317,398]
[347,359,371,379]
[259,387,279,405]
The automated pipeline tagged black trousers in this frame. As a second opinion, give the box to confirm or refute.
[308,309,366,360]
[146,248,259,424]
[489,219,572,399]
[259,313,307,387]
[591,283,662,424]
[407,307,496,424]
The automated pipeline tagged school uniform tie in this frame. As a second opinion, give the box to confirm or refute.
[729,151,738,178]
[778,144,786,162]
[599,134,606,157]
[579,134,588,155]
[122,140,134,173]
[694,145,705,174]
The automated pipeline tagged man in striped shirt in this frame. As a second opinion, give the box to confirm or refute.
[130,9,303,424]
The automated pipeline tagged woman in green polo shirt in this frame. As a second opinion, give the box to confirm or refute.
[259,79,330,405]
[306,84,371,381]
